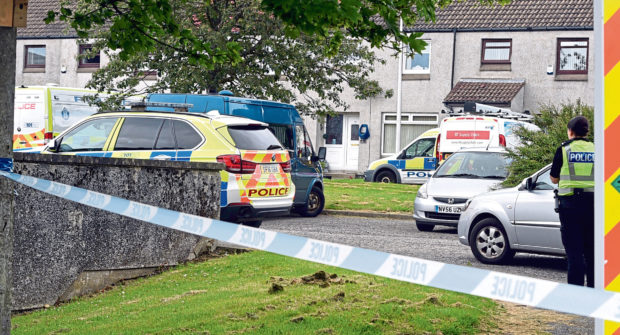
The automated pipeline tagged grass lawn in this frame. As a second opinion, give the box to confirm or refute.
[12,251,498,335]
[324,178,419,214]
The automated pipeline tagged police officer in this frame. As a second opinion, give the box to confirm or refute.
[550,116,594,287]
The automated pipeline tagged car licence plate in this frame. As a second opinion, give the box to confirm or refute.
[435,205,464,213]
[260,164,280,174]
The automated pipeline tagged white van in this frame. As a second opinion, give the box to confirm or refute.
[438,107,538,160]
[13,86,105,150]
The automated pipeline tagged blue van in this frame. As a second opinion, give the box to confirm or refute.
[147,91,326,217]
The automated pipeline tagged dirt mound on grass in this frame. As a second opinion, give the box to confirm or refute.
[267,271,356,293]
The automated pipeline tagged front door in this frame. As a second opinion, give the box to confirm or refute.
[325,113,359,171]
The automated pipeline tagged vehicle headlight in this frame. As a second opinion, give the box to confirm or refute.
[417,184,428,199]
[463,199,472,211]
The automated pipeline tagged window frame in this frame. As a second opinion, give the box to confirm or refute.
[481,39,512,65]
[556,38,589,75]
[24,45,46,69]
[381,113,438,156]
[78,44,101,69]
[403,40,431,74]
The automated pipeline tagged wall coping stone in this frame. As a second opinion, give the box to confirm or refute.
[14,153,224,171]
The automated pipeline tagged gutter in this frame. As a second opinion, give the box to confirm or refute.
[404,26,594,33]
[17,35,79,40]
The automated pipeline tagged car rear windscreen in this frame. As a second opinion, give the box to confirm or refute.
[226,126,283,150]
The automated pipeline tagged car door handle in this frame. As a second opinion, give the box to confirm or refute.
[153,155,172,161]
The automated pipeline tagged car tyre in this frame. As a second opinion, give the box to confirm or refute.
[416,222,434,232]
[376,170,396,183]
[299,186,325,217]
[242,220,262,228]
[469,218,514,264]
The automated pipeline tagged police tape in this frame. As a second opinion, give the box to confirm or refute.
[1,170,619,322]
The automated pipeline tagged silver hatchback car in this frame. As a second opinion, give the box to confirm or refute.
[413,148,509,232]
[458,164,565,264]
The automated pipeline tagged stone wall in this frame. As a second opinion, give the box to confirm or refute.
[11,153,222,310]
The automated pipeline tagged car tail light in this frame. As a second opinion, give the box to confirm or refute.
[435,135,441,160]
[44,132,53,143]
[280,161,291,173]
[241,160,257,174]
[217,155,258,174]
[499,134,506,147]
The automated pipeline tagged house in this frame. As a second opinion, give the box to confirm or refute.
[15,0,594,174]
[305,0,593,174]
[15,0,157,88]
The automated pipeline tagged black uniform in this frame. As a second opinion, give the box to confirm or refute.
[550,138,594,287]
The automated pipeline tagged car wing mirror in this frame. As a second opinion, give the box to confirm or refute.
[317,147,327,160]
[526,177,534,191]
[47,138,58,152]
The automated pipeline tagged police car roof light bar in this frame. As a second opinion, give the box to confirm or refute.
[129,102,194,113]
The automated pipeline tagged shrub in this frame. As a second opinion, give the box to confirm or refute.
[503,100,594,186]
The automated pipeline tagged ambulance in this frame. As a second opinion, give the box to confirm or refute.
[13,86,106,150]
[41,102,295,227]
[364,128,439,184]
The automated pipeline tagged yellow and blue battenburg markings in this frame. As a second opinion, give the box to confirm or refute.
[3,169,620,323]
[388,158,437,170]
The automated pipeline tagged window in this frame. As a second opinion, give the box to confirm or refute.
[325,114,343,145]
[268,124,294,150]
[78,44,101,68]
[557,38,589,75]
[154,120,175,150]
[533,168,557,190]
[24,45,46,68]
[225,125,282,150]
[403,40,431,74]
[173,120,203,149]
[295,125,314,159]
[403,138,436,159]
[481,39,511,64]
[58,117,119,152]
[115,117,164,150]
[434,152,509,179]
[382,113,438,155]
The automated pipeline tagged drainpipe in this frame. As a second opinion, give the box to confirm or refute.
[451,28,457,89]
[395,18,403,153]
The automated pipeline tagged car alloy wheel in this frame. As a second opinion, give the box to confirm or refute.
[469,218,514,264]
[476,226,505,259]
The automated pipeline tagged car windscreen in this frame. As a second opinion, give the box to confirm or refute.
[226,125,284,150]
[434,151,509,179]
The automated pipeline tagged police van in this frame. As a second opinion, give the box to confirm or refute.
[13,86,103,150]
[42,102,295,227]
[13,86,140,151]
[146,92,326,217]
[364,128,439,184]
[364,103,538,184]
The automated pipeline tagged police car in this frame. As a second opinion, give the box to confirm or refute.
[364,128,439,184]
[42,102,295,227]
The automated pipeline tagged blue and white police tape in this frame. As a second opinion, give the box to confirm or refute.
[1,169,619,322]
[0,158,13,173]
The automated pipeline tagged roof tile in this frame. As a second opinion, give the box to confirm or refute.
[410,0,593,31]
[443,79,525,105]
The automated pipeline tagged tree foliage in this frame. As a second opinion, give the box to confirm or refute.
[83,0,392,118]
[47,0,510,65]
[503,101,594,186]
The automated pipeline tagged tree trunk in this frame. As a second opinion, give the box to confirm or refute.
[0,27,16,335]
